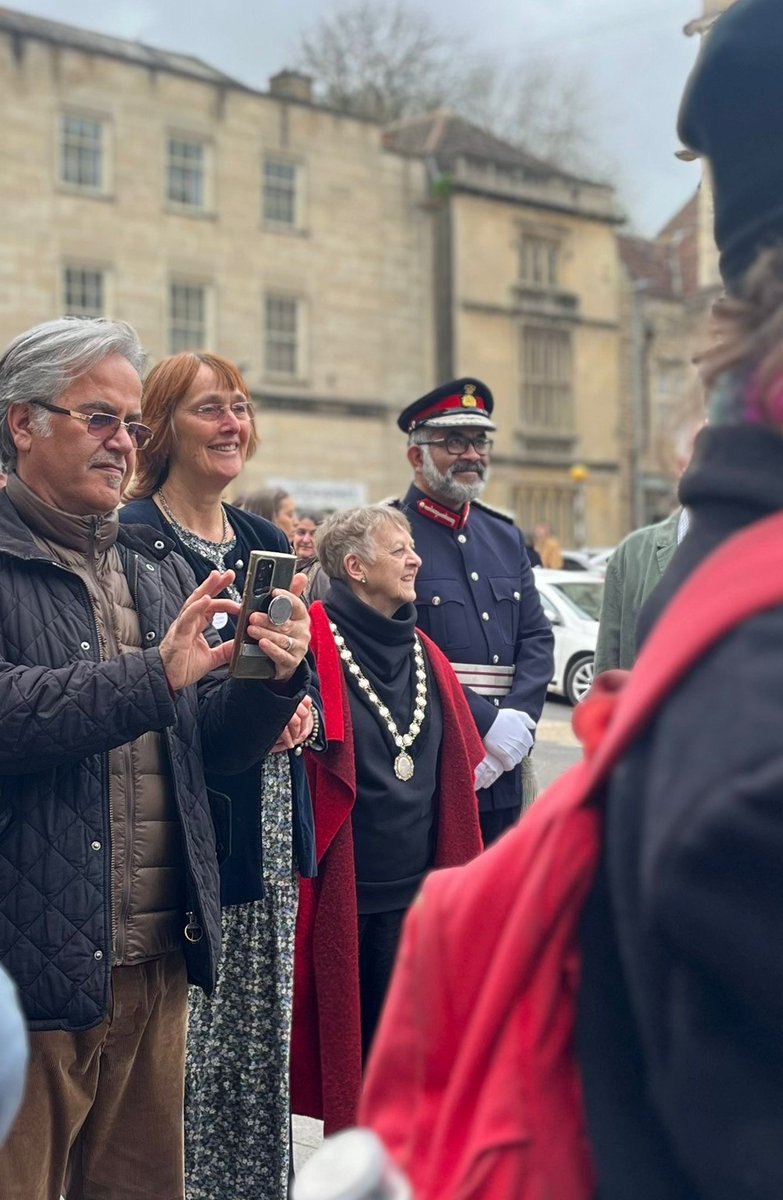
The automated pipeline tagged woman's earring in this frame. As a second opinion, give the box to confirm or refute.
[360,575,367,584]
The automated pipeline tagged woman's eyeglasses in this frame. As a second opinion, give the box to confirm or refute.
[31,400,154,449]
[190,401,256,422]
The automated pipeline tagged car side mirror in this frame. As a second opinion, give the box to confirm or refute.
[543,604,562,626]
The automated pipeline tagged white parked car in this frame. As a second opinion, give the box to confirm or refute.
[534,569,604,705]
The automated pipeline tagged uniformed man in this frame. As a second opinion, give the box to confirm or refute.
[395,378,554,845]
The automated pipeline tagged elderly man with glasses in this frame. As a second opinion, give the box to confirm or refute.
[394,378,554,845]
[0,317,312,1200]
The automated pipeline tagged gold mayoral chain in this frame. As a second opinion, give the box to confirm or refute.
[329,621,427,782]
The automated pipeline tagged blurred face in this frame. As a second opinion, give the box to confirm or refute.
[413,425,491,507]
[357,521,422,619]
[171,363,254,488]
[293,517,318,557]
[275,495,298,539]
[10,353,142,515]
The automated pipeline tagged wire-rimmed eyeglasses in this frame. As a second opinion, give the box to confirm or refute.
[189,401,256,422]
[30,400,154,449]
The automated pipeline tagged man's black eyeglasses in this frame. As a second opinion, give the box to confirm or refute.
[31,400,154,449]
[420,434,493,456]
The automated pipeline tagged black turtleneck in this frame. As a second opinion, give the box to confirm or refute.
[324,579,443,914]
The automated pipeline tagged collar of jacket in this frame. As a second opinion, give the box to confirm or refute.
[0,488,177,565]
[406,485,470,530]
[680,423,783,517]
[6,472,120,555]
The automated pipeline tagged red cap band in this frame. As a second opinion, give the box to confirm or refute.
[409,392,488,431]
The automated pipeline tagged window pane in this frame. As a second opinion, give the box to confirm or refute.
[521,327,573,431]
[60,114,103,189]
[167,138,205,208]
[63,267,104,318]
[263,159,297,225]
[519,234,559,288]
[265,296,298,375]
[169,283,206,353]
[553,581,604,621]
[518,485,575,544]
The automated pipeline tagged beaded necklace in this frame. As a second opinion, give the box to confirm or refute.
[155,489,241,602]
[329,619,427,782]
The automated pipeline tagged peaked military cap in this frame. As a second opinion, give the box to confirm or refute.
[678,0,783,292]
[397,378,496,434]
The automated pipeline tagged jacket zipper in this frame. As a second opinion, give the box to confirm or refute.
[105,535,137,966]
[115,553,142,960]
[83,528,121,963]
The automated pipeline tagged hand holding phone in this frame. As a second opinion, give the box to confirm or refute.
[229,551,297,679]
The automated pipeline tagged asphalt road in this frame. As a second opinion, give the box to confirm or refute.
[534,695,582,788]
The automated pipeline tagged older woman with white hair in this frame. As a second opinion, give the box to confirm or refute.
[291,504,483,1134]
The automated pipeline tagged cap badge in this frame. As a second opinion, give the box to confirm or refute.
[462,384,478,408]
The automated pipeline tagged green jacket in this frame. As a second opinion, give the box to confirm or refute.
[594,509,682,675]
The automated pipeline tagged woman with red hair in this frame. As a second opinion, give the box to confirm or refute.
[121,352,321,1200]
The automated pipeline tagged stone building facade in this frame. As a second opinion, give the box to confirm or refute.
[0,7,627,540]
[385,113,625,546]
[617,182,726,528]
[611,0,734,529]
[0,8,434,505]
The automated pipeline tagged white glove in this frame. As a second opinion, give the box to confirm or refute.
[474,751,506,792]
[483,709,536,772]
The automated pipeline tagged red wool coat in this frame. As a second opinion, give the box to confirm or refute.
[291,601,484,1133]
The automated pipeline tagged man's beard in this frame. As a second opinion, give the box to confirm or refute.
[420,446,489,506]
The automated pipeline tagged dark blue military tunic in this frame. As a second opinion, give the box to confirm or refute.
[396,485,554,814]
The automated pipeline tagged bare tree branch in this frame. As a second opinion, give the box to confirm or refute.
[460,53,600,175]
[296,0,602,175]
[297,0,468,121]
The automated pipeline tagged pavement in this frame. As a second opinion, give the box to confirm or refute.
[290,697,582,1171]
[293,1115,323,1170]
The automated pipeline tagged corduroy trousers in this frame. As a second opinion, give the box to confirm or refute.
[0,953,187,1200]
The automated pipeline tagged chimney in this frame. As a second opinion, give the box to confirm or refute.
[269,70,313,104]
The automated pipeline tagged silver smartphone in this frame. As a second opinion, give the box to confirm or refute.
[229,550,297,679]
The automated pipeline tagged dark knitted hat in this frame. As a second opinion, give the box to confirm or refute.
[678,0,783,292]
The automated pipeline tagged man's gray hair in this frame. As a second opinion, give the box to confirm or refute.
[408,426,431,448]
[0,317,145,471]
[315,504,411,582]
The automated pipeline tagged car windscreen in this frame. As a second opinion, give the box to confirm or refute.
[551,581,604,622]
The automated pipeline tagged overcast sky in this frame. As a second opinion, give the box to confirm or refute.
[12,0,704,234]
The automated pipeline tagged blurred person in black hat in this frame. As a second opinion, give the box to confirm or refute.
[393,377,554,845]
[577,1,783,1195]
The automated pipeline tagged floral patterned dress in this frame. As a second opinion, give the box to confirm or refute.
[185,752,298,1200]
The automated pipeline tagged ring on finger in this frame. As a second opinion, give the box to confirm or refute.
[286,635,294,653]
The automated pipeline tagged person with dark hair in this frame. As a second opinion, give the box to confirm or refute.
[242,486,298,544]
[293,509,329,601]
[120,351,322,1200]
[0,320,310,1200]
[577,3,783,1193]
